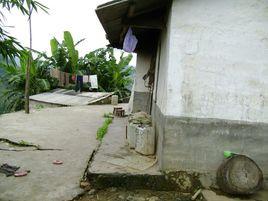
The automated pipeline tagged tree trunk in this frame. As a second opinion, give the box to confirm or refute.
[25,8,32,114]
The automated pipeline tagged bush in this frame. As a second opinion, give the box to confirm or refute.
[0,51,58,114]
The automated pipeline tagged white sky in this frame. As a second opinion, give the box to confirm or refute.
[3,0,136,65]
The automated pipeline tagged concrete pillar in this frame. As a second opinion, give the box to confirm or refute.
[132,50,152,113]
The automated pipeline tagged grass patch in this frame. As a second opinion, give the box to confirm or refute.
[96,117,113,141]
[103,112,114,118]
[35,104,45,110]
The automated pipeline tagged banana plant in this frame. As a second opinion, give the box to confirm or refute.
[50,37,59,57]
[82,47,134,100]
[0,51,55,114]
[49,31,84,74]
[64,31,79,73]
[49,37,68,71]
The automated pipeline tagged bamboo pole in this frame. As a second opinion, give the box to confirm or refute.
[25,7,32,114]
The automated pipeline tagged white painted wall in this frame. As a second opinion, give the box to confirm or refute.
[154,8,172,115]
[163,0,268,123]
[134,50,152,93]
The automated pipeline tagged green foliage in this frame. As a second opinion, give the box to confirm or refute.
[80,47,134,99]
[50,38,59,57]
[0,51,57,114]
[96,117,113,141]
[0,0,48,63]
[18,140,34,146]
[49,37,68,72]
[48,33,134,100]
[0,0,48,15]
[35,104,45,110]
[103,112,114,118]
[64,31,79,73]
[49,31,82,74]
[0,31,23,65]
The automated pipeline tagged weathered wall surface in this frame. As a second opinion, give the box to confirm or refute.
[165,0,268,123]
[153,15,171,115]
[152,0,268,188]
[132,50,152,113]
[153,103,268,188]
[152,6,173,167]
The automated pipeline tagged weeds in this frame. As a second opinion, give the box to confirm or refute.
[96,117,113,140]
[103,112,114,118]
[35,104,45,110]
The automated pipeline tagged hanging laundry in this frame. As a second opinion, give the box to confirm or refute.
[83,75,89,83]
[71,74,76,82]
[65,73,70,86]
[50,68,60,80]
[123,28,138,53]
[59,71,65,87]
[90,75,98,89]
[75,75,83,92]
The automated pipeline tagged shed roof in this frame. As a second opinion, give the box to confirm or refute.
[96,0,170,49]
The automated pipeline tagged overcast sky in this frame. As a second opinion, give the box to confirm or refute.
[3,0,136,65]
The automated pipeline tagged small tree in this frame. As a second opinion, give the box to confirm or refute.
[0,0,48,114]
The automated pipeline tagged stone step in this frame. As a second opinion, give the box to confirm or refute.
[87,117,201,192]
[87,171,201,193]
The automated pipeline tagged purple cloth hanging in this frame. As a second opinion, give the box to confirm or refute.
[123,28,138,53]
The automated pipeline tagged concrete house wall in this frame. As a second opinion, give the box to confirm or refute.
[132,49,152,113]
[153,0,268,186]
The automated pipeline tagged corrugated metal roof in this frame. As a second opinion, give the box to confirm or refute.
[96,0,170,48]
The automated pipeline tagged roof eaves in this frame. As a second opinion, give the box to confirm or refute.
[97,0,129,9]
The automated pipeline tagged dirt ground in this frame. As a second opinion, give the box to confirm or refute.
[74,188,202,201]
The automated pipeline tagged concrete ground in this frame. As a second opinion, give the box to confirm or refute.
[0,105,118,201]
[30,89,113,106]
[76,188,268,201]
[1,105,267,201]
[86,115,268,201]
[88,117,159,175]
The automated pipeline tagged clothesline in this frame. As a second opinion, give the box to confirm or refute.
[50,68,98,89]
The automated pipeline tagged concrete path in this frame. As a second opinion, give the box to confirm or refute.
[88,117,159,175]
[30,89,113,106]
[0,105,116,201]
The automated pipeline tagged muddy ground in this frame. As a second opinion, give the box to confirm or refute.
[74,188,204,201]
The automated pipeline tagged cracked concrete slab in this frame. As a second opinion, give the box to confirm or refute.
[0,105,121,201]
